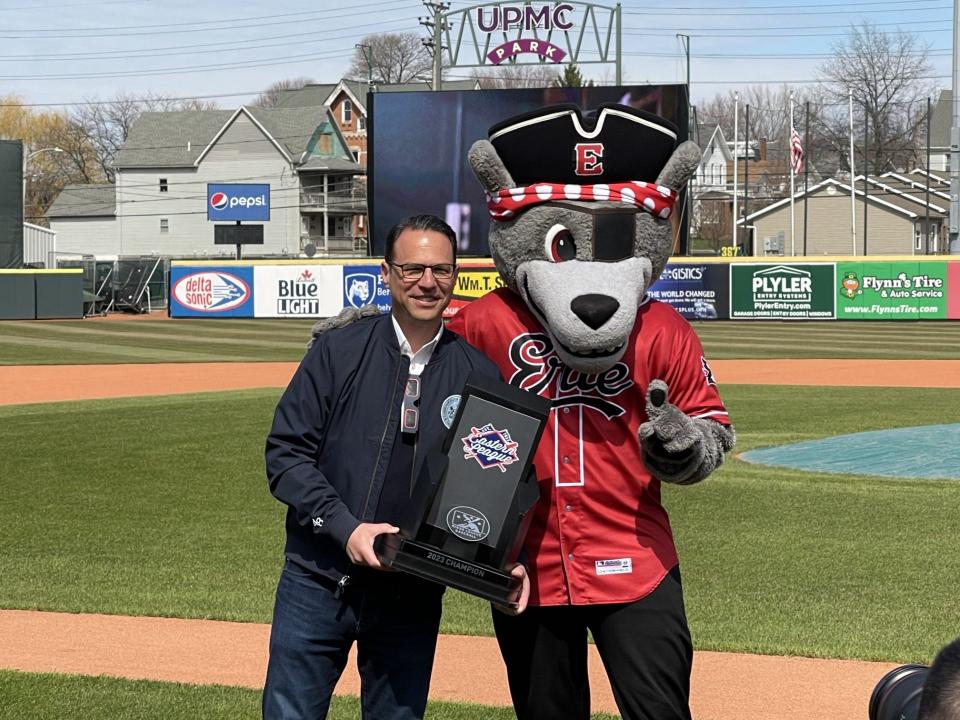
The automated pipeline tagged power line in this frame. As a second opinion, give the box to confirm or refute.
[1,0,412,37]
[624,4,949,16]
[0,20,413,63]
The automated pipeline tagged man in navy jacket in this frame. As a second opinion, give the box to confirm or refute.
[263,215,513,720]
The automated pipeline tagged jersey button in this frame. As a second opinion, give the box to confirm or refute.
[567,553,574,561]
[562,455,571,464]
[562,407,571,414]
[564,504,573,512]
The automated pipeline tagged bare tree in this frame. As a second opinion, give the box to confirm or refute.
[816,21,935,175]
[70,91,219,181]
[699,85,796,150]
[347,32,434,84]
[251,77,314,108]
[472,63,558,89]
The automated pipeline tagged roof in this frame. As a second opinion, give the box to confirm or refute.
[698,125,731,164]
[47,184,116,218]
[115,106,353,169]
[741,177,930,224]
[274,83,337,109]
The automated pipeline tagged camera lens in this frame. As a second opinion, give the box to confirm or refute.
[869,664,928,720]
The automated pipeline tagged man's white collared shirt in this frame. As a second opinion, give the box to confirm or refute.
[391,315,443,377]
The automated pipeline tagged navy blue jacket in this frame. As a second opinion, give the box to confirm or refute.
[265,313,501,585]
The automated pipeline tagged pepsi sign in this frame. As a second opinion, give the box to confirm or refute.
[207,183,270,222]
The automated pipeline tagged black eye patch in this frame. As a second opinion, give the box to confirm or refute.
[543,202,637,263]
[593,213,635,262]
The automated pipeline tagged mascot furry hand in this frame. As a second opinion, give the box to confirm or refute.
[461,103,735,485]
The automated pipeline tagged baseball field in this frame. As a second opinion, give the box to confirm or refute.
[2,316,960,719]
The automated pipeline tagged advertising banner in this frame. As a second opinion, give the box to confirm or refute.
[207,183,270,222]
[444,262,501,318]
[342,264,391,314]
[950,262,960,320]
[730,263,836,319]
[837,262,947,320]
[169,266,254,317]
[253,265,342,318]
[648,264,729,320]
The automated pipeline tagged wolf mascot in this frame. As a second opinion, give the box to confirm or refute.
[314,104,735,720]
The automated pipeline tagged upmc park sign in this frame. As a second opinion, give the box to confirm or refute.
[207,183,270,222]
[479,3,573,64]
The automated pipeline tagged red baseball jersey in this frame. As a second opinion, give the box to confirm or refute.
[446,288,730,606]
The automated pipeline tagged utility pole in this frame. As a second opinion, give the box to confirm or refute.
[744,104,750,252]
[355,43,376,92]
[951,0,960,251]
[732,91,739,250]
[420,1,449,91]
[677,34,692,255]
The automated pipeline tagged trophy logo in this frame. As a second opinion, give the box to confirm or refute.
[446,506,491,542]
[461,424,520,472]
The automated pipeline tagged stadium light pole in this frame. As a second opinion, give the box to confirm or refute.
[23,147,63,223]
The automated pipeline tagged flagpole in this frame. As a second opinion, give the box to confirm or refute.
[732,91,739,250]
[849,89,857,256]
[789,92,795,256]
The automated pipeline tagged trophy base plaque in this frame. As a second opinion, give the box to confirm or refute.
[375,533,518,605]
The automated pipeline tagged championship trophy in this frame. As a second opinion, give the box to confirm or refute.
[374,371,550,605]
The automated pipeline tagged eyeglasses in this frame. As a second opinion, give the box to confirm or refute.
[401,375,420,434]
[389,262,456,281]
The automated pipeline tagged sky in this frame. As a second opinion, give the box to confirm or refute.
[0,0,953,110]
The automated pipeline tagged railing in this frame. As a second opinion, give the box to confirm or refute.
[301,190,367,212]
[303,235,369,256]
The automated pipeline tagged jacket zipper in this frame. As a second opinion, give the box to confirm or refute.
[359,357,404,521]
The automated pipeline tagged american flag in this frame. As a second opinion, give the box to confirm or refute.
[790,127,804,174]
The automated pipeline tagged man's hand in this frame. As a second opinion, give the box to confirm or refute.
[345,522,399,569]
[494,563,531,615]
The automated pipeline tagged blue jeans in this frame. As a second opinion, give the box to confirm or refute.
[262,560,443,720]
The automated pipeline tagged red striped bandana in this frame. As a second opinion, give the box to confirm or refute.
[487,181,677,221]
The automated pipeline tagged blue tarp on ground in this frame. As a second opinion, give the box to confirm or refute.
[741,424,960,480]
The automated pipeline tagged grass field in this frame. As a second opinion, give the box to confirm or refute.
[0,670,623,720]
[3,317,960,364]
[3,318,960,718]
[2,385,958,663]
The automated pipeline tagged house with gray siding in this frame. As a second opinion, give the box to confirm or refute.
[47,184,118,258]
[48,105,363,259]
[740,176,946,256]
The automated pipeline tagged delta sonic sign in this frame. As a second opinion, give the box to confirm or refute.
[477,3,574,64]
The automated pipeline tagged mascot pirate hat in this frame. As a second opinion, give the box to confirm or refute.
[485,103,681,222]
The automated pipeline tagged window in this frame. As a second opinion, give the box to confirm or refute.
[159,178,168,192]
[342,99,352,124]
[351,148,360,163]
[358,115,366,131]
[160,218,169,233]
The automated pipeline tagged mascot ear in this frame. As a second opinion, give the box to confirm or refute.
[655,140,702,193]
[469,139,516,193]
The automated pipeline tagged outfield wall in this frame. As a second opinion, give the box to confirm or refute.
[169,256,960,321]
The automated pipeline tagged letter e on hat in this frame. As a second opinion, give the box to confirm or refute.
[575,142,604,176]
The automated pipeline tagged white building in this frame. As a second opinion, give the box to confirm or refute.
[48,105,363,259]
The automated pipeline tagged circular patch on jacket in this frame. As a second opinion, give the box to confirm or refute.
[441,394,461,428]
[446,506,490,542]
